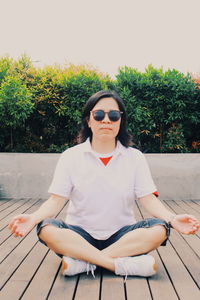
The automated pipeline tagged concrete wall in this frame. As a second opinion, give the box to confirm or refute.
[0,153,200,200]
[0,153,59,200]
[145,154,200,201]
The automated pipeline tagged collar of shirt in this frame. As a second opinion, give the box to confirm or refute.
[81,138,127,158]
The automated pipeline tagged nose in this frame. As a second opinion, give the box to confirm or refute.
[102,112,111,123]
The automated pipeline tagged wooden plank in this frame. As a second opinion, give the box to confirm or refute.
[174,200,200,217]
[18,197,73,300]
[0,199,22,219]
[158,240,200,300]
[148,251,179,300]
[47,271,78,300]
[0,198,19,213]
[0,198,41,236]
[125,276,152,300]
[20,250,61,300]
[164,201,200,241]
[0,199,12,208]
[10,203,69,299]
[75,271,101,299]
[0,229,38,289]
[134,202,179,300]
[0,199,31,220]
[179,234,200,258]
[0,200,43,262]
[101,269,125,300]
[158,201,200,290]
[169,230,200,288]
[0,199,66,288]
[165,200,199,217]
[175,200,200,238]
[0,198,42,227]
[191,200,200,212]
[0,199,199,299]
[137,201,200,300]
[191,200,200,211]
[163,201,200,259]
[182,200,200,215]
[0,243,49,299]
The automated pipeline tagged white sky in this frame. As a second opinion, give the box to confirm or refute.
[0,0,200,78]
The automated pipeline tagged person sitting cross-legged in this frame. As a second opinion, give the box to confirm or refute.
[8,90,200,279]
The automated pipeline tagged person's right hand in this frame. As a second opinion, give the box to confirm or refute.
[8,214,37,237]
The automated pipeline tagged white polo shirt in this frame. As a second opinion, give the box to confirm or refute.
[48,139,157,239]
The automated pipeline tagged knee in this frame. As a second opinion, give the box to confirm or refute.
[39,225,55,243]
[151,225,167,245]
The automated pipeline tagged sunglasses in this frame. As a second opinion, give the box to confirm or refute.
[91,110,123,122]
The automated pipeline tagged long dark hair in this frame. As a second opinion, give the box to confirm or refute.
[77,90,132,147]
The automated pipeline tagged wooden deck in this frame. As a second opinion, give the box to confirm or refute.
[0,198,199,300]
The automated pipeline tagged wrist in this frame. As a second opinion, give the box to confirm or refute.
[168,215,176,228]
[31,213,42,225]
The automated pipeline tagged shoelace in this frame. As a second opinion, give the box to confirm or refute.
[86,263,95,278]
[124,273,128,283]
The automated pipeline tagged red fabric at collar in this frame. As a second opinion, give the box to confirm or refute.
[153,191,159,197]
[99,156,113,166]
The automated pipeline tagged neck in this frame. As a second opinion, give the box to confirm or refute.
[91,137,117,154]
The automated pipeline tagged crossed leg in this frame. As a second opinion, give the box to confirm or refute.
[39,224,167,272]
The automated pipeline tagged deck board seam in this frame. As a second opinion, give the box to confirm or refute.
[168,239,200,289]
[18,249,50,300]
[156,249,181,300]
[46,261,62,300]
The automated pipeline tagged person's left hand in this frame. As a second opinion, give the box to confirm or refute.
[170,214,200,234]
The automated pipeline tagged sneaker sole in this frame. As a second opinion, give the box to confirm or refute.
[153,262,157,273]
[61,257,69,276]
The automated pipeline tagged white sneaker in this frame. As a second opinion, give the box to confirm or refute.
[61,256,96,277]
[114,254,157,278]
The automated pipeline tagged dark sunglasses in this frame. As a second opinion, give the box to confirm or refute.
[91,110,123,122]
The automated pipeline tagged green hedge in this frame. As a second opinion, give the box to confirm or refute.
[115,65,200,152]
[0,55,199,153]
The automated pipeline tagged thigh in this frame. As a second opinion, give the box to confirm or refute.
[104,218,171,248]
[36,218,99,250]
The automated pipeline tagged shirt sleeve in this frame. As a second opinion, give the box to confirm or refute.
[134,151,157,198]
[48,152,73,198]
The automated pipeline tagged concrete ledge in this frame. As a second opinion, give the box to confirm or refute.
[0,153,200,200]
[145,154,200,200]
[0,153,59,199]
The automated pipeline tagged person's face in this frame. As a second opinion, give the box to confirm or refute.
[88,97,121,143]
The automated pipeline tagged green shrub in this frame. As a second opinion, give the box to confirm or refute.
[59,66,112,144]
[0,55,199,153]
[115,65,200,152]
[0,75,33,150]
[0,56,14,84]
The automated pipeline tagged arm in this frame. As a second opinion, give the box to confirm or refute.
[31,194,66,223]
[139,193,175,222]
[139,194,200,235]
[8,194,66,237]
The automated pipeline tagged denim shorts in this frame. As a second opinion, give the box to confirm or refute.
[36,218,170,257]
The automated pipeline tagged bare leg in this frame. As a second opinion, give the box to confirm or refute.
[39,224,166,271]
[39,225,115,271]
[102,225,167,258]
